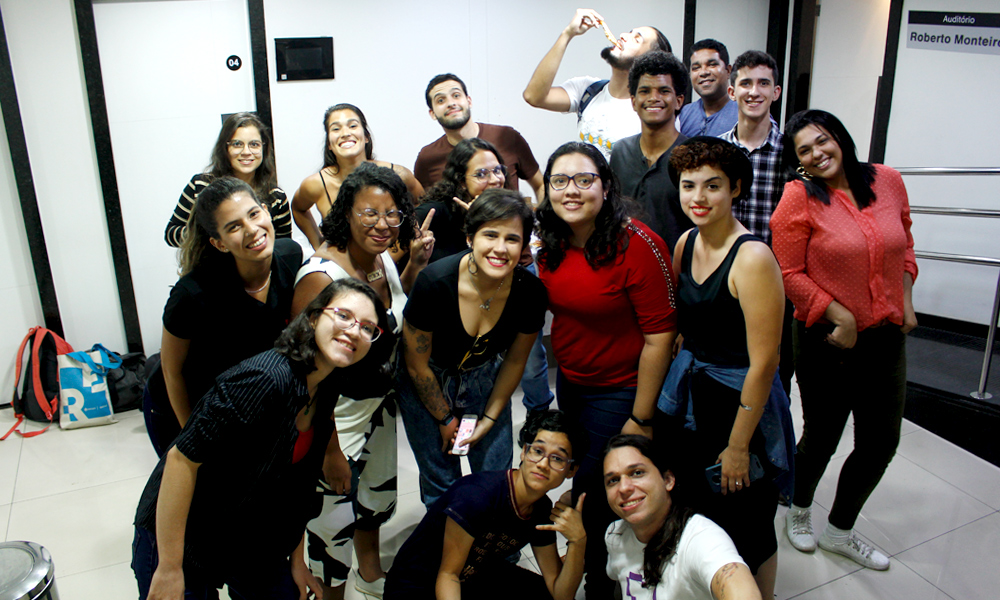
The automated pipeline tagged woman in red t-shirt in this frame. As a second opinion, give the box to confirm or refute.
[771,110,917,572]
[535,141,678,597]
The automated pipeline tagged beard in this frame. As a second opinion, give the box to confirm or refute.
[439,107,471,131]
[601,46,635,71]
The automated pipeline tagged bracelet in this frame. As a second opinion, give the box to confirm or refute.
[482,413,497,423]
[739,403,753,412]
[437,412,455,426]
[630,414,653,427]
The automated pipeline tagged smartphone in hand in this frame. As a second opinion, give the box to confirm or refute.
[452,414,478,456]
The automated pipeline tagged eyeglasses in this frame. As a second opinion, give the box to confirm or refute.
[548,172,599,191]
[228,140,264,154]
[355,209,402,228]
[471,165,507,181]
[524,444,572,472]
[322,307,382,342]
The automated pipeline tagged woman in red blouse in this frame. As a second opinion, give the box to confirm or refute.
[771,110,918,571]
[535,141,678,597]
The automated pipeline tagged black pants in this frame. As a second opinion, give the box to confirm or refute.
[791,321,907,529]
[384,559,549,600]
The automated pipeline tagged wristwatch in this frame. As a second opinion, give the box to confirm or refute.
[630,414,653,427]
[437,412,455,427]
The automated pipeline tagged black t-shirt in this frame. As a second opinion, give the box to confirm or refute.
[134,350,331,571]
[402,251,547,369]
[416,199,468,265]
[386,470,556,594]
[152,238,303,408]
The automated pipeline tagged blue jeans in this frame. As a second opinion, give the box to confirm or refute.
[397,354,513,507]
[132,527,299,600]
[519,263,554,411]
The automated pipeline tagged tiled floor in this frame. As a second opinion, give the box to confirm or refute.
[2,379,999,599]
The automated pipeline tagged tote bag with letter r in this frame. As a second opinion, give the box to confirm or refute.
[58,344,122,430]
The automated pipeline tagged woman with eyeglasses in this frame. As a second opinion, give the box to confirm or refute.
[291,162,428,600]
[133,278,388,600]
[165,112,291,247]
[397,188,546,508]
[535,141,678,599]
[415,137,509,264]
[143,177,303,457]
[292,103,425,250]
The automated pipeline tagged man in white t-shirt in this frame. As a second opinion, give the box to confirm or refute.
[523,8,671,161]
[603,435,761,600]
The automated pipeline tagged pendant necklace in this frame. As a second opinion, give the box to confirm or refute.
[350,249,384,283]
[471,270,506,311]
[244,272,271,295]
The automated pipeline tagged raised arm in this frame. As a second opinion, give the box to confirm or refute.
[710,562,762,600]
[534,494,587,600]
[399,209,436,294]
[718,243,784,494]
[291,174,325,250]
[523,9,604,111]
[160,328,193,428]
[146,447,200,600]
[165,176,205,247]
[436,517,475,600]
[266,188,293,240]
[402,319,459,450]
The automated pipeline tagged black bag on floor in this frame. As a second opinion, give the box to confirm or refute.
[107,352,147,413]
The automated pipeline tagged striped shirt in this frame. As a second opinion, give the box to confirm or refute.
[720,122,786,246]
[165,173,292,247]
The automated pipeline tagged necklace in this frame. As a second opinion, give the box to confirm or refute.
[349,249,383,283]
[244,272,271,295]
[470,269,507,311]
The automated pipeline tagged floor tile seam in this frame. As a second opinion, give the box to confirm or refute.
[57,559,132,579]
[9,473,150,506]
[888,553,959,600]
[895,429,1000,476]
[782,567,863,599]
[891,511,998,558]
[893,452,997,512]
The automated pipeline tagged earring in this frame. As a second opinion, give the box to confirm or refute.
[467,254,479,275]
[796,165,812,181]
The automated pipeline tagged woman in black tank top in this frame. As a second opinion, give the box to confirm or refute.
[663,137,788,598]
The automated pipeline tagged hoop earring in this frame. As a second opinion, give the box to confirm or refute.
[796,165,813,181]
[467,254,479,275]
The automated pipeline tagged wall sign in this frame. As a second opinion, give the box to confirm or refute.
[907,11,1000,55]
[227,55,242,71]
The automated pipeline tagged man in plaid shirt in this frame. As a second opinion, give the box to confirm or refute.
[719,50,786,246]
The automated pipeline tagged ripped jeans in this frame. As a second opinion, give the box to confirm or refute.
[396,353,513,507]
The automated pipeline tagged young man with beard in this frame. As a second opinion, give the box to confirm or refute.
[678,39,738,138]
[523,8,672,161]
[383,411,587,600]
[414,73,545,202]
[610,51,693,249]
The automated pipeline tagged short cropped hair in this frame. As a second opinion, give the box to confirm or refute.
[689,38,730,66]
[425,73,468,109]
[730,50,781,87]
[518,409,588,462]
[628,50,689,101]
[667,136,754,204]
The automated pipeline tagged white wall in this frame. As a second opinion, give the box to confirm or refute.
[694,0,770,64]
[93,0,257,352]
[264,0,684,211]
[885,0,1000,325]
[0,0,126,354]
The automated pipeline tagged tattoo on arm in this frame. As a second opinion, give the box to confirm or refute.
[413,373,450,417]
[415,333,431,354]
[712,562,739,600]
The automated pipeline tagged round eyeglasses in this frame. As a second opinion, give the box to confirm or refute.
[548,172,599,191]
[524,444,572,472]
[471,164,507,181]
[228,140,264,155]
[355,209,402,228]
[322,307,382,342]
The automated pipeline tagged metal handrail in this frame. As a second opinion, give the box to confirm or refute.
[914,250,1000,400]
[911,207,1000,218]
[896,167,1000,175]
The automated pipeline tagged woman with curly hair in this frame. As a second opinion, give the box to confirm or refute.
[535,141,678,598]
[292,103,424,250]
[165,112,291,247]
[291,162,432,599]
[132,278,388,600]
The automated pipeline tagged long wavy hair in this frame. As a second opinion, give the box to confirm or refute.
[275,278,388,375]
[205,112,278,201]
[782,109,877,208]
[322,103,375,173]
[319,162,417,252]
[536,142,631,271]
[421,138,505,221]
[177,176,260,276]
[605,434,695,589]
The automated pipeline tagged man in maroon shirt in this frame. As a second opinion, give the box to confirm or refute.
[415,73,545,203]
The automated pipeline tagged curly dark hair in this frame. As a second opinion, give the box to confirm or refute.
[518,410,587,464]
[604,434,695,589]
[536,142,631,271]
[319,162,417,252]
[667,136,753,205]
[782,109,877,208]
[420,137,505,221]
[322,103,375,172]
[628,50,689,102]
[465,188,534,242]
[275,278,388,375]
[206,112,277,201]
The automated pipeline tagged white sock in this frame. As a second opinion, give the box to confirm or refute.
[789,504,811,515]
[824,524,851,543]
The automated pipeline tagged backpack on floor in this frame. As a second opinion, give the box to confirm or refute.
[107,351,146,413]
[3,327,74,439]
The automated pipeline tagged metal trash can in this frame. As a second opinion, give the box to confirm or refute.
[0,542,59,600]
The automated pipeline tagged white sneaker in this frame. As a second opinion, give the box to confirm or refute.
[785,507,816,552]
[354,568,385,599]
[818,531,890,570]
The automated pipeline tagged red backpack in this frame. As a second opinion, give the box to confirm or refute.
[3,327,74,439]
